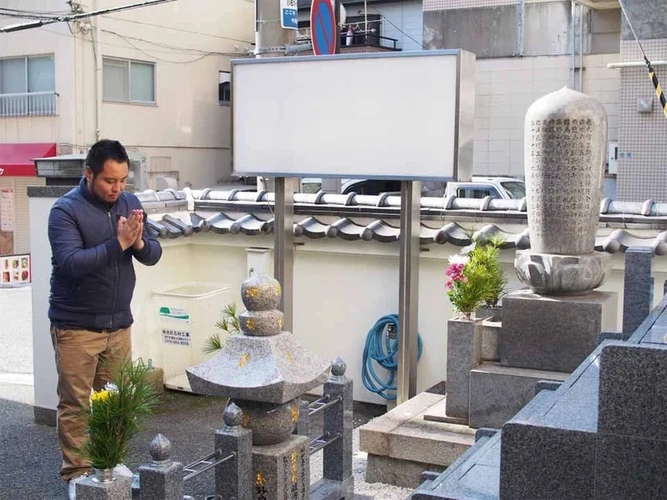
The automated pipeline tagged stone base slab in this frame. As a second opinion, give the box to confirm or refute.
[365,453,445,490]
[359,392,476,488]
[469,362,569,429]
[310,475,354,500]
[76,466,133,500]
[500,289,618,372]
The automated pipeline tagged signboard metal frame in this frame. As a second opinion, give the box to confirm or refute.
[231,50,476,404]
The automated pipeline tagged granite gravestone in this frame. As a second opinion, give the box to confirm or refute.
[516,86,610,295]
[500,87,618,373]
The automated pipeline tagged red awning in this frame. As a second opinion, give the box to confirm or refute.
[0,143,57,177]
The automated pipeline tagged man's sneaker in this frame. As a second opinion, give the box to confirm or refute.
[68,472,90,500]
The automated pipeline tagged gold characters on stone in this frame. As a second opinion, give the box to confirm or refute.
[245,287,259,299]
[291,450,298,484]
[255,471,266,486]
[239,353,250,367]
[291,402,299,423]
[242,411,250,428]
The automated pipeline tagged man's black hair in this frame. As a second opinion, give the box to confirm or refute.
[85,139,130,176]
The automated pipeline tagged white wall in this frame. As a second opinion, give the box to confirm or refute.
[31,198,666,412]
[29,195,60,415]
[373,0,423,51]
[128,230,661,405]
[474,54,620,177]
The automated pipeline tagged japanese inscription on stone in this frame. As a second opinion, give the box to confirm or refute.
[528,118,596,245]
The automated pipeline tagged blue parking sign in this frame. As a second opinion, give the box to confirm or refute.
[281,0,298,29]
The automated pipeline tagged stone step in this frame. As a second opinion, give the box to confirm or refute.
[469,362,569,429]
[410,389,561,500]
[359,392,477,489]
[410,432,498,500]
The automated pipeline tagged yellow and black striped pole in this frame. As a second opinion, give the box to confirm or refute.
[619,0,667,119]
[645,57,667,118]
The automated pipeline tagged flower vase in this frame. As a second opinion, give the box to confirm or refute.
[92,467,115,483]
[459,311,475,322]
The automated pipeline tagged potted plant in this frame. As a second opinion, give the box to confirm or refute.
[445,236,508,321]
[203,303,241,354]
[78,358,159,482]
[472,236,508,320]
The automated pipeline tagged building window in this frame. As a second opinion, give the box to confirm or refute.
[0,55,56,116]
[219,71,230,104]
[103,58,155,103]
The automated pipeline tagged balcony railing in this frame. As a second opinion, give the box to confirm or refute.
[298,29,401,51]
[0,91,57,117]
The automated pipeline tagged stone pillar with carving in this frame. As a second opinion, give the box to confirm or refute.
[186,274,331,500]
[516,86,610,295]
[498,87,619,377]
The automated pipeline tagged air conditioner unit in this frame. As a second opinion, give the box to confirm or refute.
[127,154,148,192]
[34,152,148,191]
[607,142,618,175]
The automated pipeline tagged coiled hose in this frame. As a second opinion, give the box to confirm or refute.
[361,313,423,401]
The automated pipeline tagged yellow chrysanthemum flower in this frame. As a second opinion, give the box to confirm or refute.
[91,390,110,404]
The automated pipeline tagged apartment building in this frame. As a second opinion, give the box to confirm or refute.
[0,0,254,256]
[423,0,666,202]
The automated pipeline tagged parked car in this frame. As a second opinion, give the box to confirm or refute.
[446,176,526,200]
[342,177,525,200]
[258,176,526,200]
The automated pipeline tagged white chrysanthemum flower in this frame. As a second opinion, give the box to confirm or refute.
[460,243,476,255]
[104,382,119,393]
[448,254,469,265]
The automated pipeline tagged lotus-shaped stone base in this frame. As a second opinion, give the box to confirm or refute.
[515,250,611,295]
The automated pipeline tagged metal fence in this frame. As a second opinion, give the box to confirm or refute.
[0,91,57,117]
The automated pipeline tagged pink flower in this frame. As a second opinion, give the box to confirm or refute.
[445,262,466,288]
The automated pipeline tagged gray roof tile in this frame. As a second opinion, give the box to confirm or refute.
[137,188,667,254]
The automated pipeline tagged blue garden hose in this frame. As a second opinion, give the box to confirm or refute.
[361,314,423,401]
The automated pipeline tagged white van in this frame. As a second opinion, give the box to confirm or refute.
[258,176,526,200]
[445,177,526,200]
[340,177,525,200]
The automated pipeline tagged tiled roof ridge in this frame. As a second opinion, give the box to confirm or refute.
[136,187,667,219]
[146,211,667,255]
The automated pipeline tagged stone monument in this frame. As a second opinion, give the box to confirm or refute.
[501,87,617,374]
[186,273,332,500]
[515,86,610,295]
[409,88,621,499]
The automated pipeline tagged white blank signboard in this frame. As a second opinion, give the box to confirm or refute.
[232,50,475,181]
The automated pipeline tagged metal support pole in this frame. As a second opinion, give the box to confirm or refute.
[334,0,341,54]
[255,0,296,57]
[397,180,421,404]
[518,0,524,57]
[571,0,576,89]
[579,3,584,92]
[274,177,297,332]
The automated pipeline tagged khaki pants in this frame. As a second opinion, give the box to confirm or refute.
[50,326,131,481]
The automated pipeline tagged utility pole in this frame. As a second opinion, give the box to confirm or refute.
[255,0,296,58]
[255,0,298,329]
